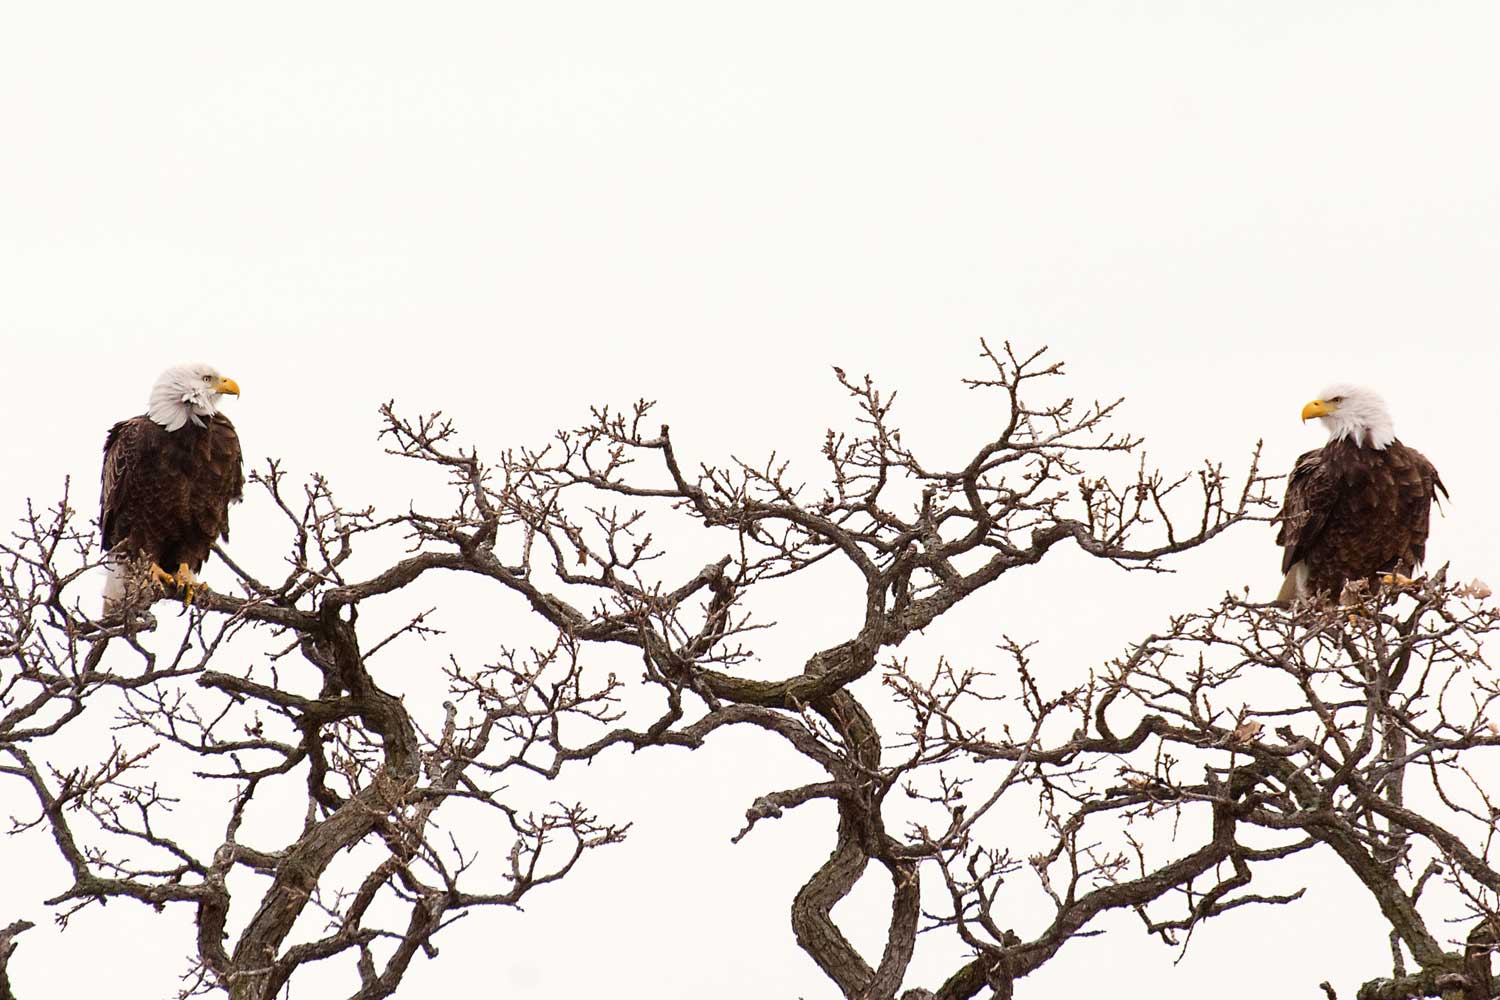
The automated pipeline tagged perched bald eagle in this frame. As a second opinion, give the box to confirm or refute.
[101,363,243,610]
[1275,385,1446,603]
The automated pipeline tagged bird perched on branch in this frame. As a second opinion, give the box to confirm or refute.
[1275,385,1446,603]
[101,363,244,610]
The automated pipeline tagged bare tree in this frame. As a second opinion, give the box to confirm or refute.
[3,343,1494,999]
[1099,580,1498,1000]
[0,478,626,999]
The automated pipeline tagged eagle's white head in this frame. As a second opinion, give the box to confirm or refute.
[1301,384,1395,451]
[147,362,241,432]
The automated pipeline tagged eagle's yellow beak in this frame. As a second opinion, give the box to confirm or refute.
[1301,398,1334,422]
[215,377,241,397]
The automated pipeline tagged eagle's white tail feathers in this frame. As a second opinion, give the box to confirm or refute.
[1276,562,1309,604]
[102,555,130,615]
[102,552,158,615]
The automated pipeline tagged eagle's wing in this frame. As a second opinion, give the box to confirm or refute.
[1275,447,1334,575]
[206,414,245,542]
[1389,443,1447,568]
[100,416,148,552]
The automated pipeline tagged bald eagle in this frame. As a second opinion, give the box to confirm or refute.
[101,363,243,610]
[1275,385,1446,603]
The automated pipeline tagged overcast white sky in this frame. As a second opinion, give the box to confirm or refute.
[2,4,1498,998]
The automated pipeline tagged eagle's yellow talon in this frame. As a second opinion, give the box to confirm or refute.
[149,563,176,587]
[173,563,201,606]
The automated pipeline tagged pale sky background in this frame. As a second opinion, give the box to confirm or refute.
[2,4,1498,998]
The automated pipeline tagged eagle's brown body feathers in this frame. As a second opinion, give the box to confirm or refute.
[101,413,244,577]
[1275,436,1446,599]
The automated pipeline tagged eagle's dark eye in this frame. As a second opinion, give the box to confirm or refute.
[202,375,212,383]
[1329,395,1344,403]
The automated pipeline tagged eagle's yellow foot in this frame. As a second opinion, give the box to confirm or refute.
[149,563,177,589]
[173,563,201,605]
[1380,573,1415,587]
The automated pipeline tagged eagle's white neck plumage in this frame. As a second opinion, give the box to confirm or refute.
[147,363,224,432]
[1316,384,1396,451]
